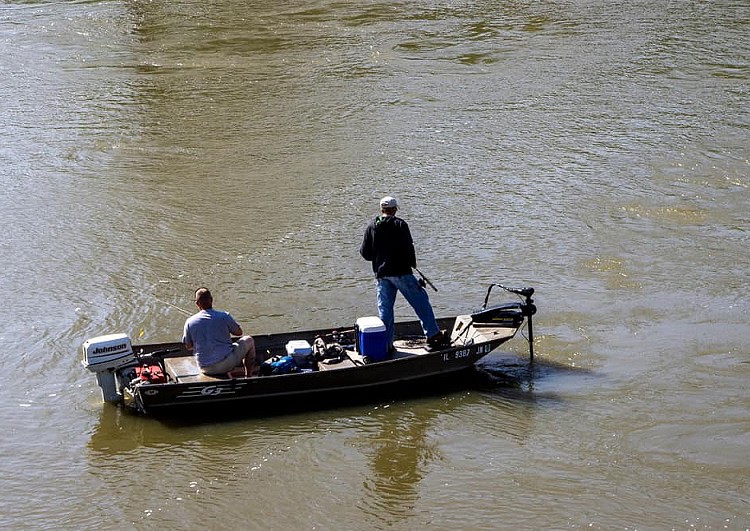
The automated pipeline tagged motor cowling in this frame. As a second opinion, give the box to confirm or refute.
[81,333,135,372]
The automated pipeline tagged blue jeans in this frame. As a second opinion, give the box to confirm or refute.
[377,275,440,346]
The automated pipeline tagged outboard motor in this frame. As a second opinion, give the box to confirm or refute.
[81,333,136,403]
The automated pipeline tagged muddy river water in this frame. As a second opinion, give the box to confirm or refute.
[1,1,748,529]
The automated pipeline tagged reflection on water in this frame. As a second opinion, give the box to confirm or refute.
[88,405,157,456]
[358,405,439,524]
[84,361,553,527]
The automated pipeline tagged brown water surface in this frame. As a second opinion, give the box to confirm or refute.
[1,1,748,529]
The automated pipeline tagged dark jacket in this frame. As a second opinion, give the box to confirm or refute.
[360,215,416,278]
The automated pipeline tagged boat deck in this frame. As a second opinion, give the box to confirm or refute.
[164,344,425,383]
[162,315,513,384]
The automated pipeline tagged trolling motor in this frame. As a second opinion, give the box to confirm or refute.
[471,284,537,360]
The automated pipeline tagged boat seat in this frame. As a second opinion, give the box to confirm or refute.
[163,356,226,383]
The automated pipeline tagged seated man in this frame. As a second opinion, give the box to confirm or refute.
[181,287,257,377]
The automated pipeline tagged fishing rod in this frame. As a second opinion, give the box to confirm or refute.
[414,267,438,292]
[154,297,193,316]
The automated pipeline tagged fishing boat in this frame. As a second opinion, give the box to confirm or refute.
[81,284,536,416]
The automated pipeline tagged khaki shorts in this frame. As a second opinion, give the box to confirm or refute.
[201,336,253,375]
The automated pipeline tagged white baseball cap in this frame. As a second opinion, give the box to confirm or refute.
[379,196,398,209]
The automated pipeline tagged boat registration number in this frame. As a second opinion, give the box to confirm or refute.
[443,348,470,361]
[443,344,490,361]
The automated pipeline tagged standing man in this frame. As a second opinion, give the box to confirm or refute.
[360,196,447,349]
[182,287,258,377]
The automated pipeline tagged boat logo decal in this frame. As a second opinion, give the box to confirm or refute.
[200,386,222,396]
[143,389,159,396]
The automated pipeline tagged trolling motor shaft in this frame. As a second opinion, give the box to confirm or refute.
[478,284,536,361]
